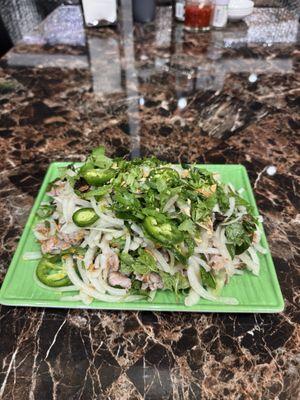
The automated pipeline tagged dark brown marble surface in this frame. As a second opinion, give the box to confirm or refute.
[0,4,299,400]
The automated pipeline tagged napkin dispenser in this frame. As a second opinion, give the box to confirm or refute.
[82,0,117,26]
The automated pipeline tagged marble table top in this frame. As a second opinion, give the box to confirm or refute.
[0,4,299,400]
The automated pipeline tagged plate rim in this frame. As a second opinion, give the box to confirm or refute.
[0,162,285,313]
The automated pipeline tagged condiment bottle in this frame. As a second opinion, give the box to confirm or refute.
[184,0,214,32]
[174,0,185,22]
[82,0,117,27]
[132,0,156,23]
[212,0,228,29]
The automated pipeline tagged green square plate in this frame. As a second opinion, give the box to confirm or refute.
[0,163,284,312]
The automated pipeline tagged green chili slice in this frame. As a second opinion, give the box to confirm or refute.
[72,208,99,227]
[36,256,71,287]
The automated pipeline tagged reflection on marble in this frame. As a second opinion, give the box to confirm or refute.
[22,5,86,47]
[88,36,122,94]
[0,4,299,400]
[0,0,41,44]
[119,0,142,156]
[244,8,298,45]
[5,52,88,69]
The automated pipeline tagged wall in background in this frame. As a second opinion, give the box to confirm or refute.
[0,0,298,57]
[256,0,299,7]
[0,0,78,56]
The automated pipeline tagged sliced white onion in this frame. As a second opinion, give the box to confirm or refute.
[224,261,239,277]
[65,256,124,301]
[94,254,100,269]
[62,197,76,223]
[88,275,106,294]
[88,269,101,278]
[194,247,220,255]
[232,269,244,275]
[187,262,218,302]
[33,230,47,241]
[187,260,238,305]
[185,289,200,306]
[98,273,128,296]
[94,228,123,234]
[123,234,131,254]
[49,220,57,236]
[90,197,102,217]
[247,246,260,266]
[221,213,244,226]
[23,251,42,260]
[66,169,77,177]
[75,198,91,207]
[239,252,259,276]
[66,258,144,303]
[85,229,102,248]
[98,236,111,254]
[79,290,93,305]
[170,164,183,174]
[52,211,60,220]
[100,214,124,227]
[150,248,174,274]
[84,246,96,269]
[213,203,220,213]
[92,232,102,248]
[131,223,144,237]
[227,183,235,192]
[190,255,211,272]
[163,195,179,213]
[200,230,209,248]
[80,239,88,248]
[129,237,143,251]
[142,238,154,248]
[111,230,126,239]
[77,259,89,285]
[224,197,235,218]
[87,270,127,296]
[253,243,267,254]
[176,200,191,217]
[168,250,175,269]
[60,222,81,234]
[214,227,231,260]
[94,256,129,296]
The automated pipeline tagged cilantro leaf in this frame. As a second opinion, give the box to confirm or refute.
[120,250,159,276]
[82,185,111,200]
[234,193,254,214]
[110,236,126,251]
[200,268,216,289]
[91,146,113,169]
[178,219,196,235]
[132,249,159,275]
[191,195,216,223]
[159,271,189,293]
[217,185,230,213]
[129,280,148,296]
[120,253,135,275]
[112,189,144,220]
[225,216,256,258]
[188,167,215,189]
